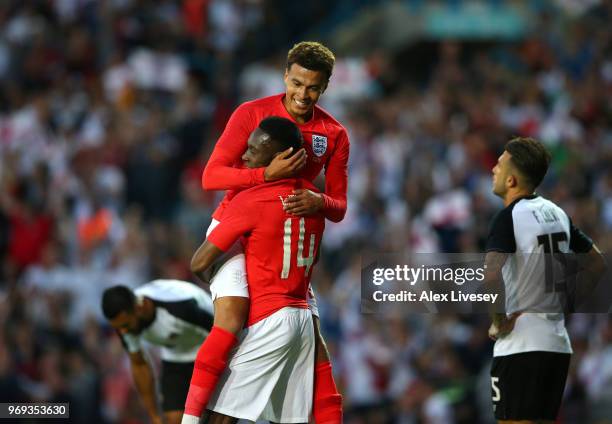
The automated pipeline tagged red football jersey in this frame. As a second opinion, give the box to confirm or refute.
[207,178,325,326]
[202,93,350,223]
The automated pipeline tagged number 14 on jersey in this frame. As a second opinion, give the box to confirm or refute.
[281,217,317,279]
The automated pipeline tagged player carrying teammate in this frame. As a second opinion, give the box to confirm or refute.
[183,42,347,423]
[485,137,606,423]
[101,280,214,424]
[185,116,324,423]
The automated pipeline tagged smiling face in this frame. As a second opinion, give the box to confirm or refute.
[283,64,327,123]
[242,127,279,168]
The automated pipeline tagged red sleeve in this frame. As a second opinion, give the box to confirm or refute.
[207,193,259,251]
[321,128,349,222]
[202,103,266,191]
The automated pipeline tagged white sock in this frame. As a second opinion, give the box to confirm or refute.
[180,413,200,424]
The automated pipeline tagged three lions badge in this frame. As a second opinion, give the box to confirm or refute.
[312,135,327,157]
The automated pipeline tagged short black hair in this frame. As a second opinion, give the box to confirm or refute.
[258,116,303,153]
[101,285,136,320]
[505,137,552,190]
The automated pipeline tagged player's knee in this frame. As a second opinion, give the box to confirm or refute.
[213,297,249,335]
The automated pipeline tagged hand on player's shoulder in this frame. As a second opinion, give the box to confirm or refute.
[282,189,324,216]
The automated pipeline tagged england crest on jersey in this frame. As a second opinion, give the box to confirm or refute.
[312,135,327,157]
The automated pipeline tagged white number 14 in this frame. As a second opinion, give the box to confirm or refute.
[281,218,316,279]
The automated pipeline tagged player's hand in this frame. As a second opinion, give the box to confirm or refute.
[283,189,324,216]
[264,148,307,181]
[488,312,522,340]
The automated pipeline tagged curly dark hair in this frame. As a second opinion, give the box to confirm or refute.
[286,41,335,84]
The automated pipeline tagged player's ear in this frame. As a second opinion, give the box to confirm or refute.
[507,174,518,189]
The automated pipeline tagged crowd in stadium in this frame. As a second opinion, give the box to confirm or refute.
[1,1,611,423]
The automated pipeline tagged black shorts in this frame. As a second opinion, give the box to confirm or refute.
[491,351,571,421]
[160,361,194,412]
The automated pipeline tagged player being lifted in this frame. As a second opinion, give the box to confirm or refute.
[183,42,348,423]
[187,116,325,423]
[485,137,606,424]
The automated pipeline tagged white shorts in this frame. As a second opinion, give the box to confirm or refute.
[207,307,315,423]
[206,219,249,300]
[205,219,320,316]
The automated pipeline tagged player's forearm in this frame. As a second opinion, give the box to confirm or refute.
[483,252,508,316]
[321,131,349,222]
[484,272,505,311]
[201,103,257,191]
[487,269,505,326]
[574,245,607,307]
[577,261,606,292]
[320,193,346,222]
[202,161,265,191]
[191,241,224,280]
[131,362,160,420]
[584,244,606,282]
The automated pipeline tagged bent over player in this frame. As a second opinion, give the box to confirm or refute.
[184,42,347,423]
[184,116,325,423]
[102,280,214,424]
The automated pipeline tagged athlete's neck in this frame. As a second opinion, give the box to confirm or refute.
[503,189,534,207]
